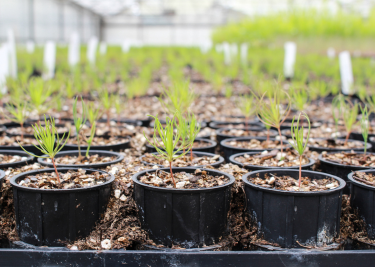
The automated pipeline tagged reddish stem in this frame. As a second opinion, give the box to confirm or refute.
[20,122,24,142]
[277,127,284,154]
[298,155,302,187]
[190,147,193,162]
[169,161,176,188]
[51,157,61,183]
[344,131,351,146]
[245,116,248,129]
[106,110,110,128]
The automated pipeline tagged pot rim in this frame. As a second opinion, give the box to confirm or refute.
[308,138,371,150]
[10,168,115,193]
[348,169,375,190]
[216,127,278,137]
[132,167,235,193]
[140,151,224,168]
[229,151,315,169]
[37,150,124,167]
[221,137,290,150]
[242,169,346,195]
[145,138,217,150]
[64,136,131,148]
[0,150,34,166]
[319,151,375,169]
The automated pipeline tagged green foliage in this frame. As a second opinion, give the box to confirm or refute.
[144,114,190,187]
[212,9,375,44]
[85,122,96,157]
[290,87,308,111]
[341,98,359,144]
[238,94,255,118]
[73,96,87,158]
[18,116,70,183]
[360,105,370,154]
[289,112,311,158]
[86,101,101,125]
[288,112,311,187]
[27,78,52,116]
[160,81,196,114]
[331,94,344,140]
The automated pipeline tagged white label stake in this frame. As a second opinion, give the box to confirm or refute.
[87,36,98,65]
[284,42,296,78]
[0,44,9,93]
[7,29,17,78]
[339,51,354,95]
[68,32,80,67]
[43,41,56,80]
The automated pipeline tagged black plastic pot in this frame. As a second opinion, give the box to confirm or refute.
[0,142,43,156]
[318,152,374,194]
[216,127,278,145]
[350,132,375,142]
[6,123,70,139]
[132,167,235,248]
[242,169,345,248]
[10,168,114,246]
[0,150,34,169]
[140,151,224,168]
[220,137,291,162]
[38,150,124,168]
[97,118,142,127]
[63,136,131,152]
[146,138,217,154]
[348,169,375,239]
[229,152,315,171]
[209,121,262,130]
[308,138,371,153]
[279,119,322,130]
[0,169,6,212]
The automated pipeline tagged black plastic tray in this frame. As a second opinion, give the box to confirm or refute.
[1,248,375,267]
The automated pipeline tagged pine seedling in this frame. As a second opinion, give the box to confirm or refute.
[144,114,189,188]
[85,122,96,158]
[186,113,201,161]
[288,112,311,188]
[27,78,53,119]
[98,89,113,127]
[73,96,87,159]
[331,94,344,141]
[86,101,102,126]
[4,101,29,141]
[290,88,309,111]
[175,111,190,154]
[18,116,70,183]
[159,81,196,114]
[360,105,370,156]
[256,89,291,155]
[113,95,125,125]
[238,94,255,128]
[225,85,233,99]
[341,98,358,145]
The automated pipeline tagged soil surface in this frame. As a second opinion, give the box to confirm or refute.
[283,125,345,139]
[0,136,39,146]
[308,138,364,149]
[211,116,256,123]
[352,171,375,187]
[220,129,275,138]
[234,149,309,167]
[147,139,212,149]
[249,173,339,191]
[224,139,286,150]
[67,136,130,146]
[81,122,138,137]
[0,154,29,164]
[6,126,69,135]
[142,153,221,167]
[322,152,375,167]
[138,169,230,189]
[44,154,118,165]
[17,169,112,189]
